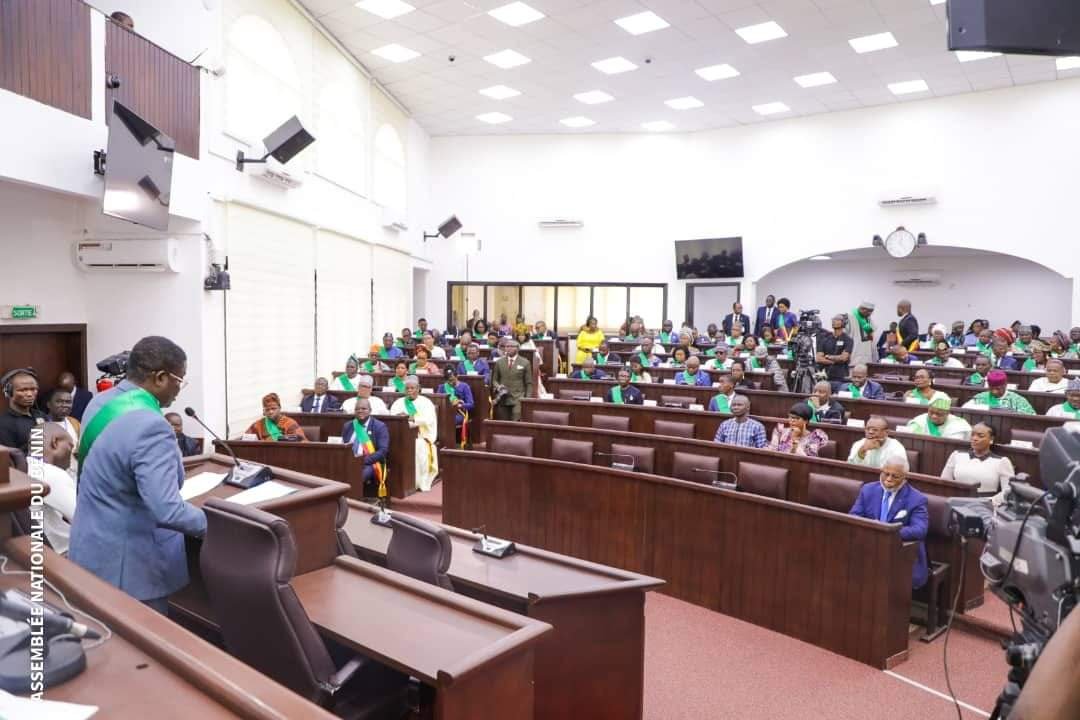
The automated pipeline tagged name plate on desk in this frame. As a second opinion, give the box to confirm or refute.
[383,386,396,393]
[328,436,343,444]
[689,403,704,411]
[663,379,676,385]
[556,373,567,379]
[909,360,924,366]
[241,433,257,441]
[473,535,517,558]
[1069,369,1080,377]
[539,392,554,400]
[421,388,434,394]
[952,348,967,355]
[905,397,924,404]
[836,391,854,399]
[589,396,603,403]
[643,399,657,407]
[846,418,865,428]
[894,425,909,433]
[1009,440,1035,449]
[1007,383,1018,390]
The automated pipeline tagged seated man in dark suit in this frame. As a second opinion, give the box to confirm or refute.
[849,453,929,589]
[301,377,342,414]
[456,343,491,384]
[340,398,390,498]
[605,368,643,405]
[57,371,93,422]
[808,381,845,423]
[840,364,885,400]
[594,341,621,368]
[165,412,200,457]
[571,357,608,380]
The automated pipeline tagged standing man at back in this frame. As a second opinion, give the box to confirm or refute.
[723,302,751,337]
[491,339,533,420]
[847,301,877,367]
[896,300,920,350]
[754,295,777,337]
[69,336,206,614]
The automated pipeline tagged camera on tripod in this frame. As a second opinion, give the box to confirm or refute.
[788,309,825,394]
[94,351,129,392]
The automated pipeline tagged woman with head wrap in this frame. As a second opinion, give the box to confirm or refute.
[245,393,307,441]
[1049,330,1079,359]
[962,370,1036,414]
[768,402,828,456]
[1021,342,1050,373]
[1012,325,1036,354]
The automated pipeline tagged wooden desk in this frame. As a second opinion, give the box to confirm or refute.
[441,451,916,669]
[867,361,1035,389]
[1,538,337,719]
[346,501,663,720]
[0,463,34,540]
[568,362,779,391]
[215,439,372,500]
[868,376,1064,415]
[293,556,551,720]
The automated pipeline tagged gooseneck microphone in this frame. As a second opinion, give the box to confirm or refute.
[594,451,636,471]
[0,590,100,640]
[692,468,740,490]
[183,407,272,489]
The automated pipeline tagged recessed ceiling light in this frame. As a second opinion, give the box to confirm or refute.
[488,2,545,27]
[1056,56,1080,70]
[696,63,740,81]
[484,49,531,69]
[574,90,614,104]
[929,0,945,5]
[888,79,929,95]
[752,101,789,115]
[794,71,837,88]
[476,112,512,124]
[849,32,898,53]
[615,11,669,35]
[665,96,704,110]
[592,56,638,75]
[372,44,420,63]
[354,0,414,20]
[479,85,521,100]
[809,255,832,261]
[955,50,1001,62]
[735,21,787,45]
[642,120,675,132]
[561,116,595,128]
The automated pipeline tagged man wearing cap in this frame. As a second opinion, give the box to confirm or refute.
[1029,359,1069,394]
[816,314,853,387]
[1047,379,1080,419]
[390,376,439,491]
[840,364,885,401]
[906,396,973,439]
[947,321,967,349]
[848,415,906,467]
[748,344,788,392]
[963,370,1036,414]
[245,393,308,440]
[847,302,877,367]
[341,375,389,415]
[704,344,734,371]
[379,333,404,360]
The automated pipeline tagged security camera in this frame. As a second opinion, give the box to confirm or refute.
[644,57,653,64]
[448,54,456,62]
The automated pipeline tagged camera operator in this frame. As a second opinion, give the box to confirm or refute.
[815,314,852,389]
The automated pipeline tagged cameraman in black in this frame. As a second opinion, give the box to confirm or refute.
[816,314,853,391]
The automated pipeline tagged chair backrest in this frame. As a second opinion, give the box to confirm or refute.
[335,497,358,558]
[906,448,921,474]
[592,415,630,432]
[532,410,570,426]
[671,452,719,483]
[387,514,454,592]
[660,394,694,408]
[924,493,953,542]
[817,441,838,460]
[806,473,863,513]
[200,498,334,702]
[1009,428,1045,448]
[551,438,594,464]
[558,389,594,401]
[610,443,655,473]
[489,434,534,457]
[301,425,321,442]
[737,461,790,500]
[882,415,910,430]
[653,420,695,439]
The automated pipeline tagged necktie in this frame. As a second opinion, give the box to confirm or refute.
[879,491,892,522]
[314,396,321,413]
[766,308,772,323]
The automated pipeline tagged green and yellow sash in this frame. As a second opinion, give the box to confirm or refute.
[351,419,387,497]
[263,417,283,441]
[444,382,468,447]
[77,386,160,464]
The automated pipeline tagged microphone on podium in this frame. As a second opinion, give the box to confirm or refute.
[692,468,739,490]
[594,451,636,472]
[184,407,272,489]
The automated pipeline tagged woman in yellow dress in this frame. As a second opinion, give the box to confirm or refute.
[575,315,605,364]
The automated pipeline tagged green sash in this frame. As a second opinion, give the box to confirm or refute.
[910,391,931,405]
[638,352,649,366]
[392,376,406,393]
[927,419,943,437]
[848,383,862,399]
[379,347,390,359]
[852,308,873,339]
[263,417,283,441]
[77,386,160,463]
[976,341,991,356]
[339,374,356,392]
[363,360,376,373]
[611,386,624,404]
[532,333,546,340]
[1070,344,1080,355]
[968,372,984,385]
[454,345,466,360]
[749,357,762,370]
[597,355,608,366]
[1059,402,1080,419]
[630,373,642,382]
[409,362,418,374]
[726,337,738,347]
[659,332,672,344]
[711,394,730,413]
[579,371,592,380]
[443,383,457,403]
[986,393,1002,408]
[1014,341,1029,353]
[463,358,476,374]
[403,397,418,416]
[1022,358,1036,372]
[705,348,717,358]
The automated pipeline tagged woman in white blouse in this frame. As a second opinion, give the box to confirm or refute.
[941,422,1016,505]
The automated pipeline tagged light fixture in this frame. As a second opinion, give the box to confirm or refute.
[479,85,521,99]
[1056,57,1080,71]
[929,0,945,5]
[735,21,787,45]
[794,71,837,88]
[809,255,832,261]
[372,44,420,63]
[574,90,614,104]
[696,63,739,81]
[641,120,675,131]
[560,116,595,128]
[424,215,463,242]
[955,50,1001,62]
[888,79,929,95]
[484,49,531,69]
[665,96,704,110]
[354,0,414,20]
[235,116,315,171]
[592,56,638,74]
[752,102,789,115]
[476,112,512,124]
[849,32,898,54]
[615,11,669,35]
[488,1,544,27]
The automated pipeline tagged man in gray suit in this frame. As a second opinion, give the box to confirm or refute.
[69,336,206,614]
[491,339,533,421]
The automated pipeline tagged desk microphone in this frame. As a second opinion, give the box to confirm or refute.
[0,590,99,640]
[594,451,636,472]
[184,407,272,489]
[692,468,739,490]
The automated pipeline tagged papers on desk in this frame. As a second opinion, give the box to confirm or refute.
[180,471,227,500]
[1069,369,1080,377]
[0,690,97,719]
[241,433,257,441]
[1009,440,1035,449]
[836,391,854,399]
[952,348,967,355]
[539,392,554,400]
[556,373,567,379]
[224,481,296,506]
[689,403,704,411]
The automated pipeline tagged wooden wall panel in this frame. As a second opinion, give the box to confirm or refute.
[0,0,91,118]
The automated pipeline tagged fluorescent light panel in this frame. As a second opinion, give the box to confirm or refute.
[484,49,531,69]
[665,96,704,110]
[888,79,929,95]
[354,0,415,19]
[794,71,836,88]
[1056,56,1080,70]
[487,1,544,27]
[809,255,832,261]
[641,121,675,131]
[479,85,521,99]
[849,32,898,53]
[372,44,420,63]
[956,50,1001,62]
[476,112,512,124]
[592,56,638,74]
[560,116,595,128]
[615,11,669,35]
[735,21,787,44]
[752,101,789,115]
[929,0,945,5]
[696,63,739,81]
[574,90,614,104]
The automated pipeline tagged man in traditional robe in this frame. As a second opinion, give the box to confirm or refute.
[390,376,439,492]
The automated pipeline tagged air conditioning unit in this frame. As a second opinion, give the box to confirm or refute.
[892,271,941,286]
[878,195,937,208]
[253,156,304,189]
[537,218,584,229]
[74,239,180,273]
[381,206,408,232]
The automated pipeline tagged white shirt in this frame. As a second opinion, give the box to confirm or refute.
[930,357,965,368]
[942,450,1016,505]
[42,462,77,555]
[331,374,362,392]
[848,437,906,468]
[428,345,447,360]
[1028,377,1068,394]
[342,395,389,415]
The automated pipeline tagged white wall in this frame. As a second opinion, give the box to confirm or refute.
[423,78,1080,329]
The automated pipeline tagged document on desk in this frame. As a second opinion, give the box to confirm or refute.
[180,471,228,500]
[0,689,97,719]
[224,480,296,506]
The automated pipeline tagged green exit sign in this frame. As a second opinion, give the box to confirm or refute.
[10,306,37,319]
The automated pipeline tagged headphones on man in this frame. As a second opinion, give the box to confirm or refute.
[1,368,38,399]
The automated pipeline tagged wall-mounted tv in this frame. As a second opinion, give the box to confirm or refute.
[674,237,743,279]
[102,101,175,231]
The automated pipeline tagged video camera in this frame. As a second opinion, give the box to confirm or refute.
[948,424,1080,719]
[788,309,824,394]
[94,351,129,392]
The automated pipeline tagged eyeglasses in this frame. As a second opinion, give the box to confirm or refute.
[168,372,189,391]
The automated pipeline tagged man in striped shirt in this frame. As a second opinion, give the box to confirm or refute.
[713,395,767,449]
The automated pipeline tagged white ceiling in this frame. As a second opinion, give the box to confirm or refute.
[298,0,1080,136]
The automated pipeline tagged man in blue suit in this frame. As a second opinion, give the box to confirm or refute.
[69,336,206,614]
[722,302,751,337]
[849,453,929,589]
[341,397,390,498]
[456,343,491,384]
[301,376,342,413]
[675,356,712,387]
[754,295,778,337]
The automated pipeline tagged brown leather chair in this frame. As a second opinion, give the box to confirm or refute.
[882,416,911,431]
[551,438,594,464]
[387,514,454,592]
[917,494,953,642]
[489,434,534,457]
[817,441,838,460]
[335,497,358,558]
[592,415,630,432]
[806,473,863,513]
[558,389,594,401]
[1009,428,1045,448]
[301,425,321,442]
[200,498,408,717]
[660,394,694,408]
[671,452,720,483]
[737,462,790,500]
[653,420,695,439]
[610,443,655,473]
[532,410,570,426]
[906,448,921,474]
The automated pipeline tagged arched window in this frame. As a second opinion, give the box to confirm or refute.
[225,15,303,146]
[374,123,406,211]
[316,82,365,192]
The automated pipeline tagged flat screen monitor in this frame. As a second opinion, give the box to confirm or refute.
[102,101,175,231]
[674,237,743,279]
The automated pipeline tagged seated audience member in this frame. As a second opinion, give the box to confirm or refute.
[714,395,766,448]
[1047,379,1080,419]
[656,320,676,346]
[44,388,81,457]
[450,331,473,361]
[942,423,1016,506]
[390,377,438,492]
[409,346,441,375]
[759,325,778,346]
[741,334,758,356]
[606,368,644,405]
[774,298,798,342]
[730,361,756,390]
[515,328,536,350]
[923,323,948,350]
[1029,359,1069,393]
[808,381,845,423]
[388,361,409,393]
[904,368,952,406]
[575,316,604,363]
[849,453,929,589]
[667,346,690,368]
[1021,342,1050,373]
[495,313,513,337]
[414,317,430,337]
[633,336,663,365]
[442,367,474,446]
[625,356,652,384]
[246,393,307,441]
[963,319,985,347]
[595,340,621,367]
[880,343,913,365]
[341,398,389,498]
[1012,325,1035,354]
[972,328,994,357]
[676,356,711,387]
[572,357,608,380]
[991,334,1019,371]
[331,356,363,392]
[56,371,93,422]
[705,345,733,371]
[841,364,885,400]
[623,316,645,341]
[947,321,967,349]
[1069,327,1080,356]
[397,327,416,350]
[341,375,389,415]
[360,346,391,374]
[0,368,44,453]
[472,319,489,338]
[380,332,405,360]
[488,333,506,358]
[301,377,341,413]
[748,345,788,392]
[962,355,993,387]
[963,370,1036,414]
[927,341,964,368]
[726,323,747,349]
[876,325,899,358]
[1048,331,1071,359]
[905,396,972,439]
[769,402,828,457]
[422,332,447,359]
[532,320,554,340]
[40,423,77,554]
[848,415,906,468]
[165,412,201,457]
[704,323,723,344]
[674,331,699,358]
[457,343,491,383]
[708,374,736,412]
